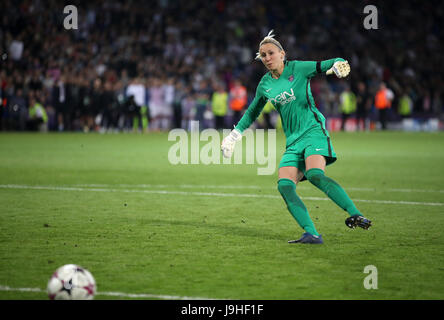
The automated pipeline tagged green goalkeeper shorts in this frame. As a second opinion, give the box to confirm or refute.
[278,128,337,174]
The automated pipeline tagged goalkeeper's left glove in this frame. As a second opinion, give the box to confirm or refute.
[221,128,242,158]
[326,60,350,78]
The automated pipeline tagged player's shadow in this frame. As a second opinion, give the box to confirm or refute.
[144,218,286,242]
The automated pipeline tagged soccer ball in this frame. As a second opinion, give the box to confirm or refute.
[47,264,96,300]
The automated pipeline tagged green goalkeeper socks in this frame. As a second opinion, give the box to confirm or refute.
[305,168,363,217]
[277,178,319,236]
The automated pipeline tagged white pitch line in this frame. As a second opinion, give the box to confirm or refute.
[0,184,444,207]
[96,291,216,300]
[0,184,278,198]
[73,183,444,194]
[0,285,42,293]
[0,285,216,300]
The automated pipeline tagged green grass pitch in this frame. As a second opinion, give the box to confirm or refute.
[0,131,443,300]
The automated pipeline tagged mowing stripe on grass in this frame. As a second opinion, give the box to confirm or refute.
[0,285,216,300]
[1,184,444,207]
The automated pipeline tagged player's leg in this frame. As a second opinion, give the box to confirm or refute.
[304,154,372,229]
[305,154,361,216]
[277,166,323,243]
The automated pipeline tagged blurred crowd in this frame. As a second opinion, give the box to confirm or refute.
[1,0,443,132]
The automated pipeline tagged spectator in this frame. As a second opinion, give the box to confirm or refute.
[375,82,394,130]
[101,80,119,132]
[355,82,370,131]
[172,81,186,129]
[398,91,413,118]
[162,77,175,130]
[148,78,165,131]
[339,86,356,131]
[126,77,148,133]
[195,80,211,130]
[90,78,105,132]
[27,96,48,132]
[8,88,28,131]
[181,88,196,131]
[229,79,247,128]
[211,83,228,130]
[52,75,66,132]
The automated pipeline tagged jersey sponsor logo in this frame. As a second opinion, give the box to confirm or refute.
[269,88,296,106]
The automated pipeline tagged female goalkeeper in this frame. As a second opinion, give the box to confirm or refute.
[221,31,372,244]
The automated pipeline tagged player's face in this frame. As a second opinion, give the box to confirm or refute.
[259,43,285,71]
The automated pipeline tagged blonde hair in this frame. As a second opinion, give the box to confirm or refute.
[255,30,285,60]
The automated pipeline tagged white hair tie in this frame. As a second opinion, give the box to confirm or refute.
[265,29,275,39]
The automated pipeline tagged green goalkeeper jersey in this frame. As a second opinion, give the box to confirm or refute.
[235,58,344,147]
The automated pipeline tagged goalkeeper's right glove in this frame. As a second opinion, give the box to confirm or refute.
[221,128,242,158]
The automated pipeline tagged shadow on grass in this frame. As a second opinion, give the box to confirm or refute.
[143,218,287,242]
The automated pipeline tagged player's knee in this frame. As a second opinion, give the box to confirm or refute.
[277,178,297,205]
[277,179,286,194]
[277,178,295,195]
[305,168,324,187]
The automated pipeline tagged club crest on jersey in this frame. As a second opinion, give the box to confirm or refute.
[288,75,294,82]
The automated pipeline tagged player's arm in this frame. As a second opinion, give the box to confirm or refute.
[221,85,267,158]
[297,58,350,78]
[235,89,267,133]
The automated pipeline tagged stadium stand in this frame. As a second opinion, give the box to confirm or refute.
[1,0,443,131]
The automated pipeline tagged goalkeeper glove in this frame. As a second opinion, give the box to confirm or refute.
[326,60,350,78]
[221,128,242,158]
